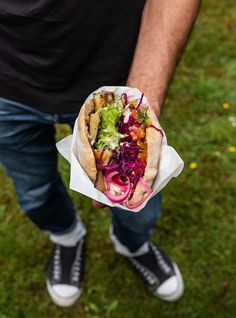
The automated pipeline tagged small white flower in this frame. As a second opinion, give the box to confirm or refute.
[228,115,236,122]
[228,116,236,127]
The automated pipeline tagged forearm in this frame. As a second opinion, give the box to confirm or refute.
[127,0,201,117]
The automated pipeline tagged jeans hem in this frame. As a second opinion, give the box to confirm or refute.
[48,215,87,247]
[109,225,149,257]
[48,215,78,236]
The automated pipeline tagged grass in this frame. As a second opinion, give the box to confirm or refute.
[0,1,236,317]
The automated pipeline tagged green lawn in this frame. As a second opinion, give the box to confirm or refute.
[0,1,236,317]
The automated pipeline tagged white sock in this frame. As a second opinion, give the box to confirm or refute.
[109,225,149,257]
[49,217,86,247]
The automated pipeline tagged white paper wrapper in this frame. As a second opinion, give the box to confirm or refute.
[56,86,184,212]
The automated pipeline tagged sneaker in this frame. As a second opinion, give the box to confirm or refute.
[128,241,184,301]
[46,238,85,307]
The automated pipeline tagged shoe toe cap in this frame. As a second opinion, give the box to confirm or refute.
[156,276,179,297]
[52,284,80,299]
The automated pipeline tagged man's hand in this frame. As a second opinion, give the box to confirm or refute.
[126,0,201,117]
[92,199,106,209]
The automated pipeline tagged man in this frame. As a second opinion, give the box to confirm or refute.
[0,0,200,307]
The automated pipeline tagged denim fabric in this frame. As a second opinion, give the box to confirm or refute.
[0,97,161,251]
[0,98,78,233]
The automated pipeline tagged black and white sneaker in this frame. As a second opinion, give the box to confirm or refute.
[46,238,85,307]
[128,241,184,301]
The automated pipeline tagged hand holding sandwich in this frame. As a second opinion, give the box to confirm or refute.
[92,0,200,208]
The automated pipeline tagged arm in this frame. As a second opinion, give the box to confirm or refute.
[126,0,201,118]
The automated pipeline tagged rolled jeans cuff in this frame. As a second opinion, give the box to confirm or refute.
[48,216,86,247]
[109,225,149,257]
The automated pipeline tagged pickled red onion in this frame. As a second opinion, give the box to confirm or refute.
[104,186,130,203]
[104,171,131,203]
[136,93,144,110]
[105,171,120,189]
[111,174,128,187]
[121,93,128,106]
[147,125,164,137]
[125,177,152,209]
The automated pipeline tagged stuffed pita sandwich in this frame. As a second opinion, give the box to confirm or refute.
[77,90,163,209]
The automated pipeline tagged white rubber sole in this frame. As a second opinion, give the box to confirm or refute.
[153,263,184,302]
[46,280,82,307]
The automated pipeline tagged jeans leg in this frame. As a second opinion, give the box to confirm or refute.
[110,194,161,253]
[0,102,77,233]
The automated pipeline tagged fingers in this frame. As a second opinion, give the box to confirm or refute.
[92,199,106,209]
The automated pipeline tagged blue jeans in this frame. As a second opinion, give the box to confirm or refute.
[0,97,161,252]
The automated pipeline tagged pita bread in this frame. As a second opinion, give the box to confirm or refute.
[127,104,162,205]
[77,99,97,182]
[76,93,163,207]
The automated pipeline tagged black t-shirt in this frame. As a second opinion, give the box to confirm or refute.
[0,0,145,114]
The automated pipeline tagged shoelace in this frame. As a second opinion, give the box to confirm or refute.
[71,239,84,284]
[130,258,158,286]
[52,239,84,284]
[149,242,172,275]
[130,243,174,286]
[53,245,62,282]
